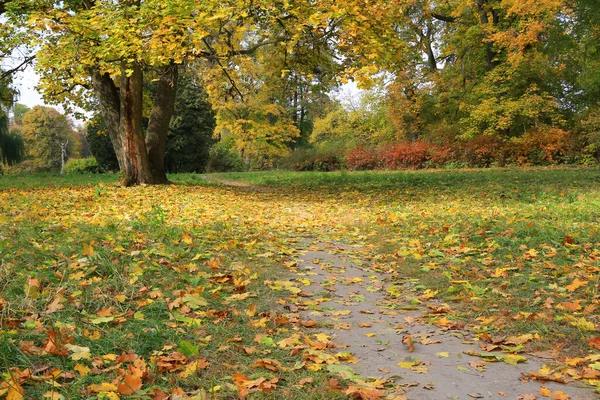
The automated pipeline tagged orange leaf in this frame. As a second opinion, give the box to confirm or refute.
[118,374,142,395]
[539,386,570,400]
[45,297,64,314]
[588,337,600,350]
[565,278,587,293]
[402,335,415,352]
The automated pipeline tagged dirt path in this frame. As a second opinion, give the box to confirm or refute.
[199,175,267,191]
[289,241,596,400]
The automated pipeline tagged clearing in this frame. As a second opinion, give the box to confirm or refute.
[1,168,599,399]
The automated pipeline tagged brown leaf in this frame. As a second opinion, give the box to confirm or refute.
[44,329,73,356]
[298,377,313,386]
[45,297,64,314]
[252,358,282,371]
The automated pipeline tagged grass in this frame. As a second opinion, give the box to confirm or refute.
[1,167,600,398]
[215,168,600,353]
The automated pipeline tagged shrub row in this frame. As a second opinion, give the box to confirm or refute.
[345,129,590,170]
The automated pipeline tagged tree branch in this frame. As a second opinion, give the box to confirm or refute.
[0,56,36,80]
[202,39,245,102]
[431,13,456,23]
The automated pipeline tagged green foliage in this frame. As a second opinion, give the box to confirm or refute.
[166,76,216,173]
[20,106,75,172]
[86,116,120,172]
[0,112,25,166]
[64,157,101,174]
[12,103,30,125]
[205,140,247,172]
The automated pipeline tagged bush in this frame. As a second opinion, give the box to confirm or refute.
[380,140,430,169]
[508,128,573,165]
[64,157,102,174]
[346,146,380,170]
[460,135,508,167]
[206,141,247,172]
[288,148,346,171]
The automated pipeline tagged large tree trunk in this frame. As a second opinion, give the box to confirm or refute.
[145,63,178,184]
[90,70,127,172]
[91,63,177,186]
[119,62,156,186]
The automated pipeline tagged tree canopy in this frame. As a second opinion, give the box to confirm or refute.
[1,0,599,178]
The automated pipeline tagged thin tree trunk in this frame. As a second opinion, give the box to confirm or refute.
[145,63,178,184]
[477,0,496,70]
[119,62,155,186]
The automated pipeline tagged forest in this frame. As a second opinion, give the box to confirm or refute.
[1,0,599,181]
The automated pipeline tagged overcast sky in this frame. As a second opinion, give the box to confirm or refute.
[13,66,44,107]
[10,63,363,123]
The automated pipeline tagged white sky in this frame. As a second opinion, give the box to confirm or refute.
[13,66,44,107]
[10,62,363,120]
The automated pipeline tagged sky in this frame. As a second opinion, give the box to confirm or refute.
[13,66,44,108]
[10,62,363,122]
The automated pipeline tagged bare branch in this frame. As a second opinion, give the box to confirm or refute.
[0,55,36,80]
[431,13,456,23]
[202,39,245,102]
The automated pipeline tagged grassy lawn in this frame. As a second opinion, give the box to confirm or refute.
[216,168,600,353]
[1,167,600,398]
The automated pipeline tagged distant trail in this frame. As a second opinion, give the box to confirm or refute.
[198,175,267,191]
[288,241,596,400]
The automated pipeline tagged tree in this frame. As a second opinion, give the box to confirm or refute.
[12,103,30,125]
[1,0,346,185]
[0,112,25,166]
[0,73,24,166]
[20,106,75,172]
[86,116,120,172]
[166,74,215,173]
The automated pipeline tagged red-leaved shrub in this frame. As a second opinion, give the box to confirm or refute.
[380,140,430,169]
[346,146,380,170]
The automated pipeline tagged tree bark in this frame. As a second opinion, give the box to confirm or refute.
[145,63,178,184]
[90,70,127,172]
[92,65,176,186]
[119,62,155,186]
[477,0,497,71]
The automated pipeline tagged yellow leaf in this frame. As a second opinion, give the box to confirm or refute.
[64,344,91,360]
[74,363,90,377]
[81,243,94,257]
[24,277,40,299]
[88,382,118,393]
[43,392,64,400]
[6,380,25,400]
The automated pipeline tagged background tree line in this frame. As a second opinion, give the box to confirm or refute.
[1,0,599,176]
